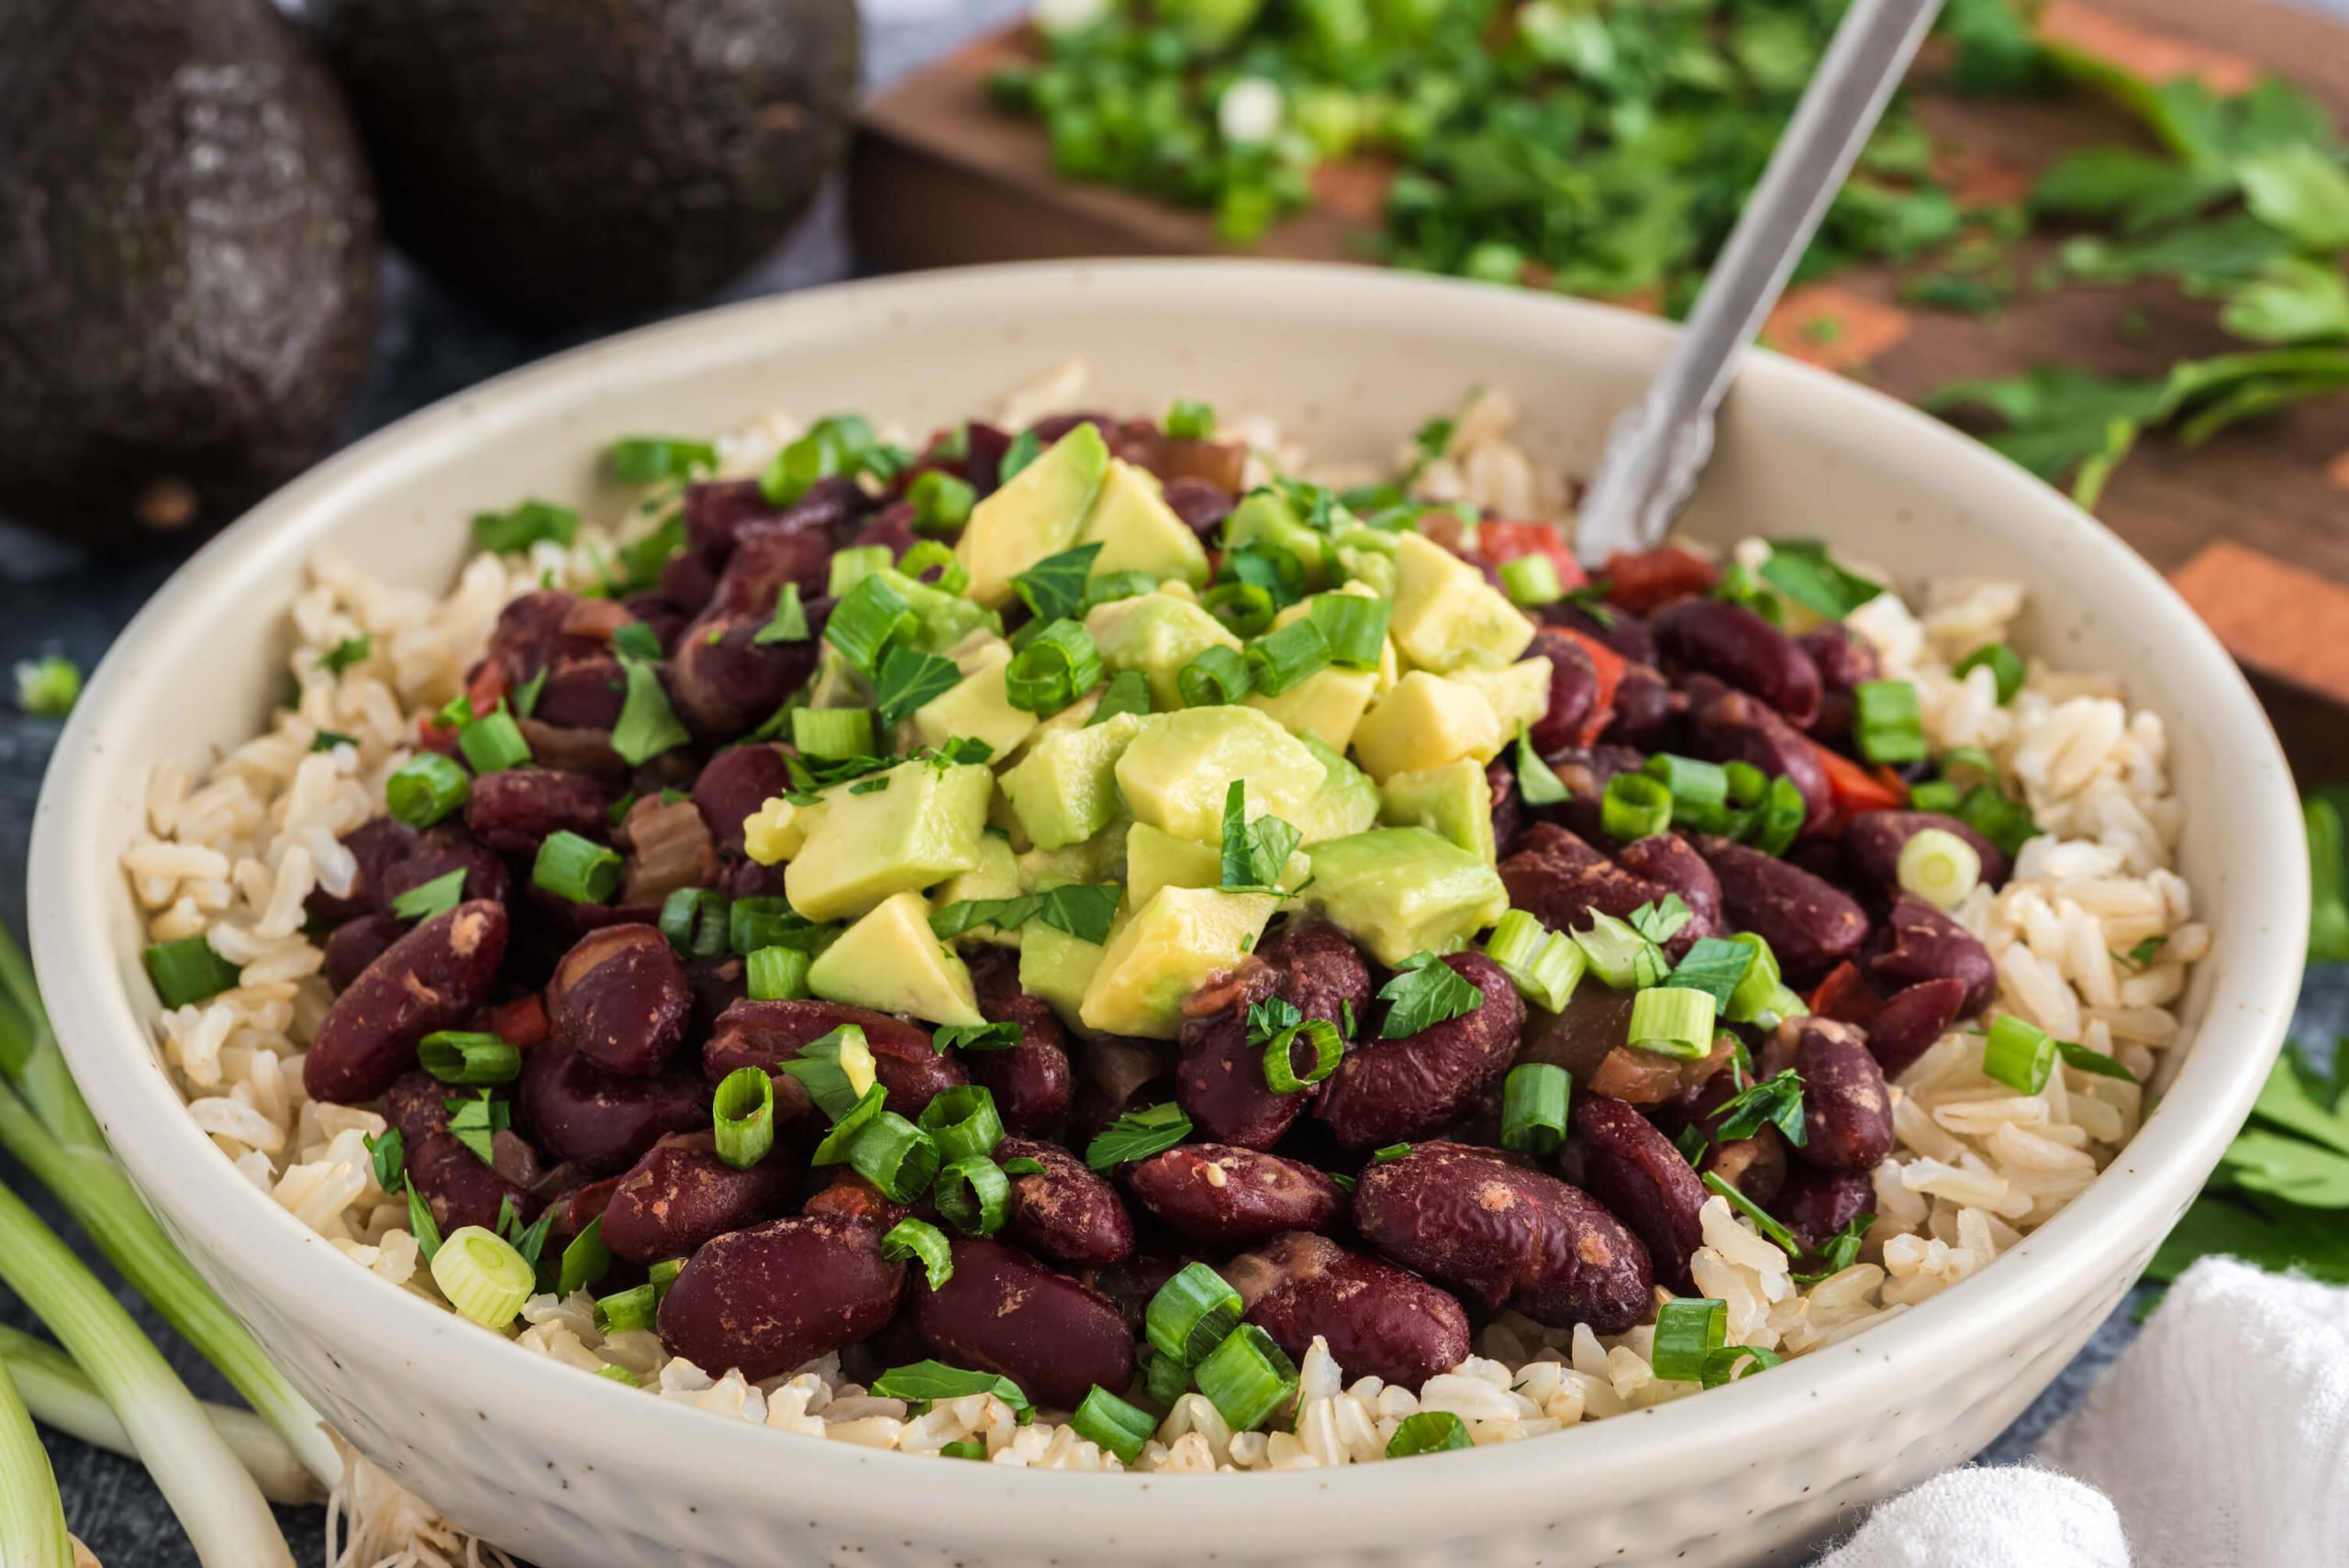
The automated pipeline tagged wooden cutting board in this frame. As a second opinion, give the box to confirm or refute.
[852,0,2349,773]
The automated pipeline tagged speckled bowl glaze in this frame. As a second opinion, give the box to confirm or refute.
[32,261,2303,1568]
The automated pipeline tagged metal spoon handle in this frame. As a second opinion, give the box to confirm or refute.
[1572,0,1946,567]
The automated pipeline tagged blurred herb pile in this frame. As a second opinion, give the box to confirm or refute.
[992,0,2349,506]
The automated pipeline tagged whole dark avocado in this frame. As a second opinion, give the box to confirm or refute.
[0,0,380,545]
[310,0,863,323]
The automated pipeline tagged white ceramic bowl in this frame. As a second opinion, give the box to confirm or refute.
[32,261,2304,1568]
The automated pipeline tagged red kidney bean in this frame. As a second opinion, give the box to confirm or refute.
[703,999,963,1121]
[1316,954,1523,1150]
[1126,1143,1345,1243]
[658,1212,905,1382]
[383,1069,455,1148]
[480,591,610,687]
[1227,1231,1470,1391]
[322,914,406,992]
[406,1129,540,1234]
[1843,811,2010,894]
[517,1045,708,1175]
[622,595,690,655]
[683,474,863,571]
[306,902,509,1104]
[1526,628,1600,754]
[1163,477,1233,542]
[1265,920,1375,1033]
[1611,831,1721,929]
[1176,920,1373,1143]
[553,1173,624,1236]
[709,519,834,622]
[1487,758,1522,858]
[996,1136,1133,1266]
[1030,411,1117,448]
[1699,1127,1787,1208]
[657,551,720,618]
[1866,895,1995,1016]
[1542,599,1656,666]
[1077,1035,1174,1121]
[1788,1019,1895,1173]
[691,744,793,857]
[1865,977,1968,1077]
[1798,624,1877,743]
[718,854,792,901]
[1684,682,1832,833]
[669,612,825,740]
[1352,1141,1653,1333]
[962,949,1074,1135]
[1694,835,1868,981]
[1653,598,1823,729]
[379,825,511,913]
[1174,1006,1302,1151]
[803,1171,908,1231]
[599,1130,801,1265]
[1572,1093,1709,1291]
[307,818,417,925]
[529,656,628,731]
[548,924,693,1076]
[1770,1167,1876,1255]
[1074,1249,1192,1334]
[907,1239,1135,1412]
[960,423,1013,495]
[1600,662,1678,751]
[1514,986,1639,1084]
[1497,824,1713,961]
[515,717,630,786]
[464,768,617,858]
[686,954,749,1040]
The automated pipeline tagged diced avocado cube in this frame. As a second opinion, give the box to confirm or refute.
[1249,666,1377,753]
[1078,460,1211,589]
[1332,528,1398,599]
[1449,656,1553,736]
[1126,820,1310,907]
[785,761,993,921]
[1388,532,1535,673]
[908,633,1039,760]
[1303,827,1509,965]
[1020,917,1114,1029]
[1379,757,1497,861]
[930,833,1027,949]
[1085,592,1241,712]
[1079,886,1277,1039]
[956,422,1111,607]
[807,891,985,1027]
[1292,735,1381,844]
[1349,671,1508,783]
[1000,712,1142,850]
[743,795,811,866]
[1018,821,1130,889]
[1221,491,1334,590]
[1114,706,1326,843]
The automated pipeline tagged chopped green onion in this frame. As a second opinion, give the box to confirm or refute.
[792,706,875,761]
[142,937,242,1008]
[1954,643,2025,704]
[1499,552,1564,607]
[1628,986,1717,1059]
[1898,828,1981,910]
[713,1066,776,1169]
[1650,1296,1729,1382]
[1723,762,1768,806]
[1571,912,1667,991]
[1983,1014,2055,1093]
[1385,1410,1471,1458]
[1178,645,1252,706]
[939,1439,987,1460]
[388,867,468,921]
[457,706,531,773]
[385,752,471,828]
[594,1282,658,1334]
[658,887,728,956]
[897,540,969,595]
[1909,779,1962,815]
[848,1111,941,1202]
[1141,1344,1191,1406]
[1308,595,1390,670]
[754,583,811,645]
[596,1364,638,1386]
[908,471,976,534]
[1747,775,1808,856]
[612,659,689,765]
[728,895,807,955]
[557,1216,612,1297]
[1262,1019,1342,1094]
[762,415,880,506]
[1244,619,1333,697]
[1601,773,1673,840]
[1193,1323,1297,1432]
[829,546,896,599]
[13,654,81,717]
[1958,784,2039,859]
[1853,680,1927,765]
[1485,909,1546,974]
[1202,581,1277,639]
[1082,571,1157,614]
[1699,1344,1786,1388]
[933,1155,1011,1237]
[880,1217,954,1291]
[1085,1101,1193,1169]
[473,500,578,554]
[810,1079,886,1163]
[747,945,812,1001]
[1939,745,2000,794]
[429,1226,537,1328]
[613,622,662,662]
[417,1031,520,1086]
[1072,1385,1157,1465]
[2055,1040,2139,1084]
[1499,1062,1571,1156]
[1642,753,1730,830]
[532,831,619,904]
[917,1085,1006,1166]
[1164,398,1218,441]
[1700,1171,1802,1255]
[608,436,716,484]
[1091,669,1153,724]
[825,573,922,676]
[870,1359,1030,1418]
[1005,620,1102,716]
[1145,1262,1243,1367]
[998,429,1042,481]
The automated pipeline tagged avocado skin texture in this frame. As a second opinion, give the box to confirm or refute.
[0,0,380,544]
[311,0,862,322]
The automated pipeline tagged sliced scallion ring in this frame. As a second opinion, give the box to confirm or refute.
[1600,773,1672,840]
[1243,618,1333,697]
[385,752,471,828]
[1384,1410,1472,1458]
[1627,985,1717,1060]
[917,1085,1006,1167]
[1262,1018,1343,1094]
[1202,581,1276,639]
[1192,1323,1297,1432]
[880,1217,953,1291]
[1004,620,1102,716]
[896,540,969,595]
[712,1066,776,1169]
[1983,1014,2055,1094]
[847,1111,940,1202]
[1897,827,1981,910]
[429,1227,537,1328]
[1177,645,1252,707]
[1308,595,1389,670]
[457,706,531,774]
[792,706,875,762]
[1499,552,1564,607]
[1854,679,1926,764]
[1144,1262,1242,1367]
[1649,1296,1729,1382]
[933,1155,1010,1237]
[1071,1385,1157,1465]
[417,1031,520,1086]
[532,831,619,905]
[908,470,975,534]
[746,945,811,1000]
[1498,1062,1571,1155]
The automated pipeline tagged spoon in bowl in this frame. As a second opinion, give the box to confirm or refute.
[1570,0,1946,569]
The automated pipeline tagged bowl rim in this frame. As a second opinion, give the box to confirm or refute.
[29,258,2303,1542]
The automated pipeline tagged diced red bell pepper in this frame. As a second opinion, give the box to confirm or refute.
[484,994,551,1050]
[1477,519,1587,592]
[1807,737,1909,830]
[1808,961,1882,1026]
[417,661,510,750]
[1602,547,1717,614]
[1553,627,1626,749]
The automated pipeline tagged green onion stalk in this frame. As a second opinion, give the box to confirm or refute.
[0,1340,72,1568]
[0,929,340,1490]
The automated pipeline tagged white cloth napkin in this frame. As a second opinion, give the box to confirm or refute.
[1819,1257,2349,1568]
